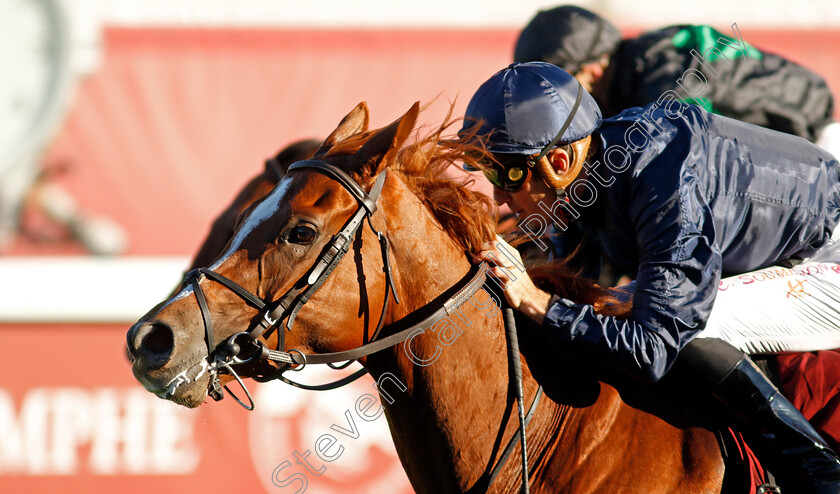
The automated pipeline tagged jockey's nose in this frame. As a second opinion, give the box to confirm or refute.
[127,321,175,369]
[493,187,512,207]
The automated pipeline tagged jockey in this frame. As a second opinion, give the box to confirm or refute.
[513,5,839,154]
[462,61,840,493]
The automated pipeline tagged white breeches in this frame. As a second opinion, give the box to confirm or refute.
[699,226,840,354]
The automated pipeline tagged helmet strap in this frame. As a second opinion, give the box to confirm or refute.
[553,186,568,205]
[531,82,587,200]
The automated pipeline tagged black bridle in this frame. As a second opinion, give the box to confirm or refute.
[169,161,397,407]
[166,159,538,493]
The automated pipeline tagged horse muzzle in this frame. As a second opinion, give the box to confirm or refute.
[131,356,212,408]
[127,320,213,408]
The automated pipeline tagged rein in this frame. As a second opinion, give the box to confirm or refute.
[171,159,537,492]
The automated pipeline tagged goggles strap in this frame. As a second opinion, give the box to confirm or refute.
[533,83,584,195]
[534,84,583,163]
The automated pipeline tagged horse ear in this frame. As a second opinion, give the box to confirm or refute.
[314,102,370,158]
[266,138,322,176]
[354,101,419,173]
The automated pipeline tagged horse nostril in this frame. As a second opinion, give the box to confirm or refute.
[129,322,175,368]
[145,323,174,354]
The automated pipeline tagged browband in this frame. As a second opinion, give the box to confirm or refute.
[288,160,380,215]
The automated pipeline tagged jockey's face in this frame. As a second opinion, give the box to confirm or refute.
[574,54,611,105]
[492,147,576,220]
[493,168,553,220]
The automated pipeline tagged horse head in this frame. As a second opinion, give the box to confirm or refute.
[127,101,440,408]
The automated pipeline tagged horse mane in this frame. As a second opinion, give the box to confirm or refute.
[391,121,499,254]
[345,105,631,317]
[527,261,631,317]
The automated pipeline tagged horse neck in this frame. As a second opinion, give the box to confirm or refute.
[362,174,536,492]
[360,174,723,493]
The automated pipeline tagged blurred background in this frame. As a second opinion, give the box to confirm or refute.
[0,1,838,493]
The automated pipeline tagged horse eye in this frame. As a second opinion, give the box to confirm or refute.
[289,225,317,244]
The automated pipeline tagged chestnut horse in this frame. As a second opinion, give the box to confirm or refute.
[128,103,727,493]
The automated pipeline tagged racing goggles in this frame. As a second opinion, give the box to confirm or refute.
[477,154,535,192]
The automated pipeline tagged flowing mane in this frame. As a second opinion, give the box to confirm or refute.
[392,130,498,252]
[341,106,631,317]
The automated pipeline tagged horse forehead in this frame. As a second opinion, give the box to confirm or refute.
[209,177,294,270]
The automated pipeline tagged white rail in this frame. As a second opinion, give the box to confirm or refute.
[0,256,189,323]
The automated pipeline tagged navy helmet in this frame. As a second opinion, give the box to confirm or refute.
[459,62,602,161]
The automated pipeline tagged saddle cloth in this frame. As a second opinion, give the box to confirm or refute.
[701,237,840,471]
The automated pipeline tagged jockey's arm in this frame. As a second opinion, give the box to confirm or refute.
[478,165,723,382]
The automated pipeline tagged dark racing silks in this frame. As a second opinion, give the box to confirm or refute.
[543,101,840,382]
